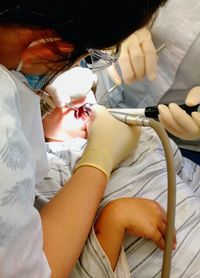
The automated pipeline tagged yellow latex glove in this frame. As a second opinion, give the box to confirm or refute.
[158,87,200,140]
[45,67,97,108]
[107,27,157,85]
[74,105,141,178]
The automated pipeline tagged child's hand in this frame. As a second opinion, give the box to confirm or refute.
[96,198,176,251]
[120,198,176,250]
[94,198,176,270]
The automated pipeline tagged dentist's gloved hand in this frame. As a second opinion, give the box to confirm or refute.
[45,67,97,108]
[107,27,157,85]
[74,105,141,178]
[158,87,200,140]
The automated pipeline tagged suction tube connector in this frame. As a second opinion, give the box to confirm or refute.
[110,111,176,278]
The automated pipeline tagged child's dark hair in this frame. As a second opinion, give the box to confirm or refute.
[0,0,167,73]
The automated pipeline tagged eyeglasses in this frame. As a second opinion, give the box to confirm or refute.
[82,47,120,72]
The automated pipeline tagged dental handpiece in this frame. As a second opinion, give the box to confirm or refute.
[108,103,200,119]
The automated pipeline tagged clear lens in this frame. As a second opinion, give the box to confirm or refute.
[83,47,120,72]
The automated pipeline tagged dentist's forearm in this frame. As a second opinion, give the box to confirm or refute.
[40,166,108,278]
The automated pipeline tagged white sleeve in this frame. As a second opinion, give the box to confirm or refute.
[70,227,131,278]
[0,80,51,277]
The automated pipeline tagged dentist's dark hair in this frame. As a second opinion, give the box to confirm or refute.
[0,0,167,71]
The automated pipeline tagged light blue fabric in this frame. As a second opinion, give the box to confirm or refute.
[25,74,49,90]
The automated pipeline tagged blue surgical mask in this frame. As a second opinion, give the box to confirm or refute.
[25,74,49,90]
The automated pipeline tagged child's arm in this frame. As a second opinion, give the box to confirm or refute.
[94,197,176,271]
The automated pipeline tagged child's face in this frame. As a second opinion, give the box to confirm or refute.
[43,91,96,142]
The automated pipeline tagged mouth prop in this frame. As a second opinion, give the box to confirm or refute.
[73,103,93,119]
